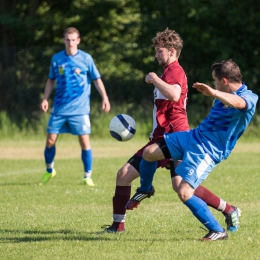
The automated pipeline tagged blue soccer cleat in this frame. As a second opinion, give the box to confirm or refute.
[225,206,241,232]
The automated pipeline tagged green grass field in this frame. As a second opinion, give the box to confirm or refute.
[0,138,260,260]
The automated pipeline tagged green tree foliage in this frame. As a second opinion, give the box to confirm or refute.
[136,0,260,111]
[0,0,260,127]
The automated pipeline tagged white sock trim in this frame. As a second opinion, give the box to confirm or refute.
[84,171,92,178]
[46,162,54,169]
[218,199,227,212]
[113,214,126,222]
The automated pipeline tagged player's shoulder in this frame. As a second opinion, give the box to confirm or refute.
[166,60,185,74]
[238,84,258,101]
[77,49,92,59]
[76,50,96,65]
[52,50,66,60]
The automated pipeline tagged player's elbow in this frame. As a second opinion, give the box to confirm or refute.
[169,93,180,102]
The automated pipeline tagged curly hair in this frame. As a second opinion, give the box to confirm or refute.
[151,28,183,58]
[211,59,242,83]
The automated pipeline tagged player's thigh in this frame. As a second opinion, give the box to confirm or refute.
[171,175,182,192]
[117,162,139,186]
[68,115,91,135]
[169,160,182,192]
[78,134,90,150]
[143,142,165,161]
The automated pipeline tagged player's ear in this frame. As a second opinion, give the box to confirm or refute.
[77,38,81,44]
[222,78,229,85]
[170,48,175,56]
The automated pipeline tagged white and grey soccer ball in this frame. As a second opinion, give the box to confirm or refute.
[109,114,137,141]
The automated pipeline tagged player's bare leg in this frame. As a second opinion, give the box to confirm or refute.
[172,161,241,232]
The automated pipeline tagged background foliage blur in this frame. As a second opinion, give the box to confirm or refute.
[1,0,260,137]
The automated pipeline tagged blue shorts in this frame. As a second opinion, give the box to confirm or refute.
[164,131,217,189]
[47,114,91,135]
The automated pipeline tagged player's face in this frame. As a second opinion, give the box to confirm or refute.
[155,46,173,67]
[212,71,226,91]
[63,33,81,56]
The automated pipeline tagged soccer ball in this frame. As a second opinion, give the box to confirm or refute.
[109,114,136,141]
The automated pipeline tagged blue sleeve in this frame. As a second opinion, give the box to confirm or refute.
[240,92,258,111]
[87,55,101,80]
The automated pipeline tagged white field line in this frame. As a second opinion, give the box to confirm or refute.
[0,169,42,177]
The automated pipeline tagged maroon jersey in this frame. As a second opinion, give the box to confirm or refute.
[150,60,189,141]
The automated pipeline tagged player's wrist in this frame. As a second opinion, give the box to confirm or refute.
[213,89,219,98]
[148,72,156,83]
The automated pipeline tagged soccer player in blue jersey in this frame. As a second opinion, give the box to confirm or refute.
[126,59,258,241]
[41,27,110,186]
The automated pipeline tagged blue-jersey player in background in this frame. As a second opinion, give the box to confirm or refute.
[126,59,258,241]
[41,27,110,186]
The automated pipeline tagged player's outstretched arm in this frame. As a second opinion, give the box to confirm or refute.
[192,82,216,97]
[192,82,246,109]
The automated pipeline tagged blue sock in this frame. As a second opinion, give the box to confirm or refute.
[184,195,224,232]
[82,149,92,177]
[44,146,56,173]
[139,158,157,192]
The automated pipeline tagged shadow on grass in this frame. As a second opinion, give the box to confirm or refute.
[0,228,198,243]
[0,229,115,243]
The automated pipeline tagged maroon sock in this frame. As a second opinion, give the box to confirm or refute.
[111,186,131,230]
[195,185,234,214]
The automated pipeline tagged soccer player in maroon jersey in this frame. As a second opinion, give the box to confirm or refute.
[104,28,240,233]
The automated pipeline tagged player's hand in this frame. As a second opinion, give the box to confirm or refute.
[41,99,49,112]
[192,82,217,97]
[102,98,111,113]
[145,72,156,84]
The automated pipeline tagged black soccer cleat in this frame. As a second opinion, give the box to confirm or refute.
[103,225,125,233]
[200,229,228,241]
[125,186,155,210]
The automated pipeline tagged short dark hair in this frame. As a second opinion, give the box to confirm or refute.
[211,59,242,83]
[63,27,80,38]
[151,28,183,58]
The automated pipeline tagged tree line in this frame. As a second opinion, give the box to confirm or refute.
[1,0,260,125]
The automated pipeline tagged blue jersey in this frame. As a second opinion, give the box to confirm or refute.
[48,50,101,115]
[192,84,258,162]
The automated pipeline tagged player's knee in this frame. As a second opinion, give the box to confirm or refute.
[116,168,125,180]
[116,165,137,186]
[177,189,186,202]
[178,186,194,202]
[142,146,155,161]
[116,165,131,182]
[46,139,55,147]
[177,187,191,202]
